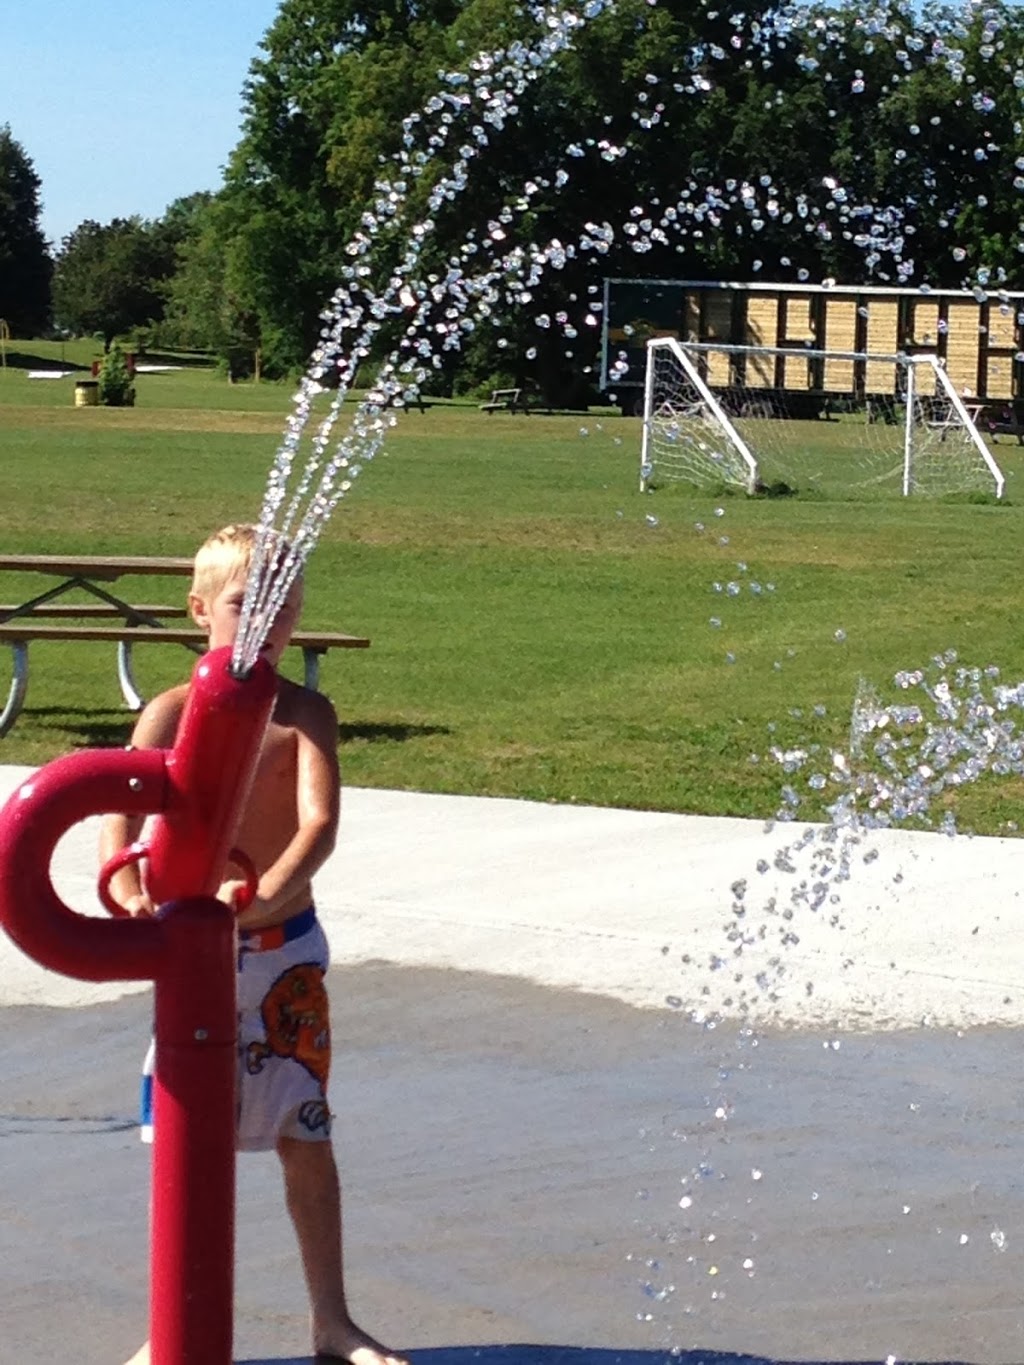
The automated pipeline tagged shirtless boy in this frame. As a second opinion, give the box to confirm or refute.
[100,524,406,1365]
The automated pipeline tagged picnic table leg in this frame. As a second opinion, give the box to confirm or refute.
[117,640,146,712]
[0,641,29,738]
[301,646,322,692]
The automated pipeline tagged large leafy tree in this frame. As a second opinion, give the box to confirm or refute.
[381,0,810,397]
[161,191,262,366]
[866,0,1024,289]
[0,126,51,335]
[51,217,175,348]
[210,0,467,375]
[182,0,1024,389]
[211,0,766,385]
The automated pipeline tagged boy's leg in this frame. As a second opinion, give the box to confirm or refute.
[277,1135,407,1365]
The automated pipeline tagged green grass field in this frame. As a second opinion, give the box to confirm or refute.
[3,339,1024,832]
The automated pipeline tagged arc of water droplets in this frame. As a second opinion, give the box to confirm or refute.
[698,653,1024,1024]
[233,0,621,668]
[234,0,1024,669]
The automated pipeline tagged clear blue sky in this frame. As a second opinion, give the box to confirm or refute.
[3,0,282,248]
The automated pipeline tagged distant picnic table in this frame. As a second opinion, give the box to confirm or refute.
[479,387,530,414]
[0,555,369,737]
[984,405,1024,444]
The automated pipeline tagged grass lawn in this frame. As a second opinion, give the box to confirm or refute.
[3,341,1024,832]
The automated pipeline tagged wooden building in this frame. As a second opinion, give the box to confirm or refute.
[601,278,1024,409]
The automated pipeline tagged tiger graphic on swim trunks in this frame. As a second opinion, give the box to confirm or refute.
[140,914,335,1152]
[247,962,331,1087]
[236,912,334,1150]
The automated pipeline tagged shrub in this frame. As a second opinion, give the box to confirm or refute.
[129,324,153,355]
[97,341,136,407]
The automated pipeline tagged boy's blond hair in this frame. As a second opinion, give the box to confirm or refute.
[190,524,259,601]
[191,524,296,602]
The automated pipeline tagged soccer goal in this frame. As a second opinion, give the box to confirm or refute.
[640,338,1006,499]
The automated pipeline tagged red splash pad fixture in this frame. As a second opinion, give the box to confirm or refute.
[0,645,276,1364]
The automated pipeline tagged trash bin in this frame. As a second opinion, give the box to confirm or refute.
[74,380,100,407]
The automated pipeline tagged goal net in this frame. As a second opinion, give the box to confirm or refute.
[641,338,1005,500]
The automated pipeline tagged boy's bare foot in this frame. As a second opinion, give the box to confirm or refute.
[122,1328,405,1365]
[314,1317,408,1365]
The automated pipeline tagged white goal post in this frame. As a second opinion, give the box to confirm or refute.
[641,338,1006,500]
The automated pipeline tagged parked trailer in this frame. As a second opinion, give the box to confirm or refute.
[600,278,1024,416]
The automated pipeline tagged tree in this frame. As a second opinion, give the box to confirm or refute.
[0,126,51,335]
[209,0,831,392]
[161,192,262,369]
[204,0,1024,394]
[51,217,175,348]
[208,0,474,375]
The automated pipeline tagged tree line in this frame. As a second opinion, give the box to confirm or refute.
[5,0,1024,402]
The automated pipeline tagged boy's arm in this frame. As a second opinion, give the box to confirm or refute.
[98,688,185,916]
[234,691,341,930]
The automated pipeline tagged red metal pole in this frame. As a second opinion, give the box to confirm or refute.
[150,896,238,1365]
[145,646,277,906]
[143,649,275,1365]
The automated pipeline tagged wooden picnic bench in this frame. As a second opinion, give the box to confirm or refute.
[0,555,369,738]
[988,423,1024,445]
[479,387,530,414]
[923,400,984,440]
[983,406,1024,444]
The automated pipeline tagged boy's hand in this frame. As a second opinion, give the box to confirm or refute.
[217,878,251,912]
[123,891,157,918]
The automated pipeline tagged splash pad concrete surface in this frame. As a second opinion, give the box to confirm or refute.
[2,763,1024,1363]
[3,762,1022,1030]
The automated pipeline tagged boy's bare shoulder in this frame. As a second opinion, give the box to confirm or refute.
[274,677,339,738]
[132,683,190,749]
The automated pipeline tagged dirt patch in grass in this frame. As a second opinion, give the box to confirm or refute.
[2,405,285,436]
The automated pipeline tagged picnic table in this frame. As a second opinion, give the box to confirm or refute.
[924,401,984,440]
[479,387,530,414]
[983,405,1024,444]
[0,555,369,737]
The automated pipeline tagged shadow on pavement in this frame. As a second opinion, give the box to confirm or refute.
[237,1345,975,1365]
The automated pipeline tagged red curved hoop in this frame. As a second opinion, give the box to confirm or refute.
[224,848,258,912]
[97,841,149,917]
[97,844,258,916]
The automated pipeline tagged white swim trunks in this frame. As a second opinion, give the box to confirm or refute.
[140,906,333,1152]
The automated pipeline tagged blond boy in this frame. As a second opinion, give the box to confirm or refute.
[101,524,405,1365]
